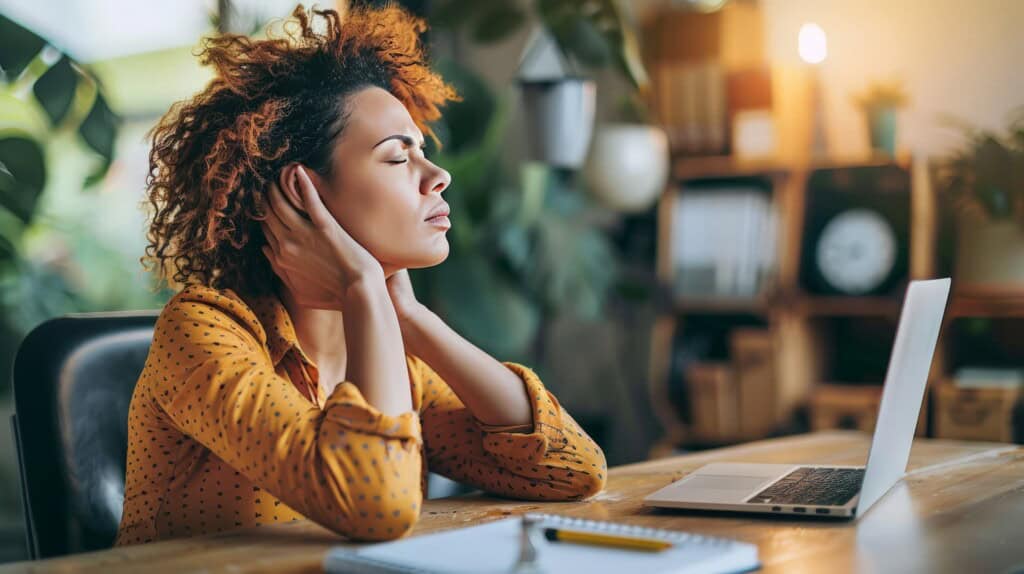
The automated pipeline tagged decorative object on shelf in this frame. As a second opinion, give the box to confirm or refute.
[731,328,777,439]
[810,384,882,432]
[799,164,910,296]
[582,95,669,212]
[686,362,738,441]
[798,22,828,159]
[935,370,1022,442]
[937,110,1024,295]
[727,66,774,160]
[852,79,908,158]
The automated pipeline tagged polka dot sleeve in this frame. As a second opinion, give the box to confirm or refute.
[412,356,607,501]
[149,288,423,541]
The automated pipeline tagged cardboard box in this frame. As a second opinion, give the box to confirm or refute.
[810,385,882,433]
[811,384,929,436]
[935,382,1020,442]
[731,328,776,439]
[686,363,738,442]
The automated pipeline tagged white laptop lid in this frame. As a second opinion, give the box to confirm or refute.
[855,278,950,517]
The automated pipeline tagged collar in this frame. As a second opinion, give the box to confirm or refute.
[241,290,316,369]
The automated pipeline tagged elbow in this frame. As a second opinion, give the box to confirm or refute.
[570,468,606,500]
[572,449,608,500]
[335,472,423,542]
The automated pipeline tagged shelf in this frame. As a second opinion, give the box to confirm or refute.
[794,296,902,318]
[672,155,789,181]
[673,296,771,315]
[670,153,909,182]
[949,293,1024,319]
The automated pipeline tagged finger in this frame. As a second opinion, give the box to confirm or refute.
[262,205,287,244]
[296,167,337,231]
[269,179,306,230]
[261,221,281,253]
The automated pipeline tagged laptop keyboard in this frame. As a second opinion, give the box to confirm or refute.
[747,467,865,507]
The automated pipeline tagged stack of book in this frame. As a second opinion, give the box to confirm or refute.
[670,187,777,300]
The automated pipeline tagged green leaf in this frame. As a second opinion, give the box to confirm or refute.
[0,14,46,80]
[434,59,496,153]
[83,157,113,188]
[554,16,612,69]
[433,252,540,358]
[471,1,527,44]
[32,55,79,126]
[0,136,46,223]
[431,0,484,32]
[0,232,14,265]
[79,92,120,158]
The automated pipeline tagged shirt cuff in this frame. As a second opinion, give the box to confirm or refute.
[324,382,422,443]
[477,362,569,463]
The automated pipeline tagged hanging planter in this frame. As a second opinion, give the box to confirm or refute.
[517,27,596,169]
[519,77,596,169]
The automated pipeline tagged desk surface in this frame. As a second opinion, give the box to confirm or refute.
[3,431,1022,574]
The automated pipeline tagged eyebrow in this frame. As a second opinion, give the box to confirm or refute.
[373,134,426,149]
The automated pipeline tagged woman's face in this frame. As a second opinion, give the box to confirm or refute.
[311,86,452,275]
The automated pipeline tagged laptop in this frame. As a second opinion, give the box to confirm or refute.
[643,278,951,519]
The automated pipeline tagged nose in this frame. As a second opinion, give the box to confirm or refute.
[422,162,451,195]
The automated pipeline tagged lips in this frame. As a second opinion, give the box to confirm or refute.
[425,202,450,221]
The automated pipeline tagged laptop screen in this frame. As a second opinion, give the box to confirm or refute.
[855,278,951,516]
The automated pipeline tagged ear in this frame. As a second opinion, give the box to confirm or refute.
[277,163,316,216]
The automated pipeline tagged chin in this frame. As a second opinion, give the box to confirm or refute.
[398,243,449,270]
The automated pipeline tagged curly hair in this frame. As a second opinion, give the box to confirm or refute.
[142,3,458,296]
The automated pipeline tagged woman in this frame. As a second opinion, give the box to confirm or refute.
[116,4,606,545]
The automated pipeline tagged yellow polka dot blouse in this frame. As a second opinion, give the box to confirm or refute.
[115,285,606,545]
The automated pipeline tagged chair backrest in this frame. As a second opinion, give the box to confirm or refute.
[10,312,158,559]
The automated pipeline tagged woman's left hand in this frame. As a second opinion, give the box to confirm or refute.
[386,269,423,322]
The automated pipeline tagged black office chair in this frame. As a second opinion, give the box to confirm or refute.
[10,312,157,559]
[8,309,471,559]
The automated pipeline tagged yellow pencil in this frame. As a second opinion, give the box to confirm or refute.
[542,528,674,552]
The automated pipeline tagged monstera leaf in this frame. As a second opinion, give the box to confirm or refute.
[0,135,45,225]
[1,13,121,196]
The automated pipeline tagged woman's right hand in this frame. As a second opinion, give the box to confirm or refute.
[261,166,384,310]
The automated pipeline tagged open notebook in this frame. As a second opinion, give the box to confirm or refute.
[323,513,759,574]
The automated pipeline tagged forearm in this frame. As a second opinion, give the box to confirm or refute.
[342,278,413,416]
[399,304,532,428]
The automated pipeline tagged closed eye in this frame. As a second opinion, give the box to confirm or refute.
[387,146,427,165]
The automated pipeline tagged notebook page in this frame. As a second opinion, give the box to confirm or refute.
[324,515,759,574]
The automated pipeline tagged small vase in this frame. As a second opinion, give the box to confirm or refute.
[582,123,669,213]
[867,107,898,157]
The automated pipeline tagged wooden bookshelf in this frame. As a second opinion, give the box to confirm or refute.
[647,153,945,456]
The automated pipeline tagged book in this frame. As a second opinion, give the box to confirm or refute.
[323,513,759,574]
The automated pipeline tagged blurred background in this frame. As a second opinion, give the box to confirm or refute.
[1,0,1024,563]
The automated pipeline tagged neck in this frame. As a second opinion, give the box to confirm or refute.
[273,264,400,393]
[277,285,347,394]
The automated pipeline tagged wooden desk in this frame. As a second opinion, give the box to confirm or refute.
[3,431,1022,573]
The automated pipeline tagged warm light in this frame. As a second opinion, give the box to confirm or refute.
[798,23,828,64]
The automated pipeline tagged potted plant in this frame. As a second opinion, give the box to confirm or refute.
[852,79,908,158]
[583,91,669,213]
[937,110,1024,294]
